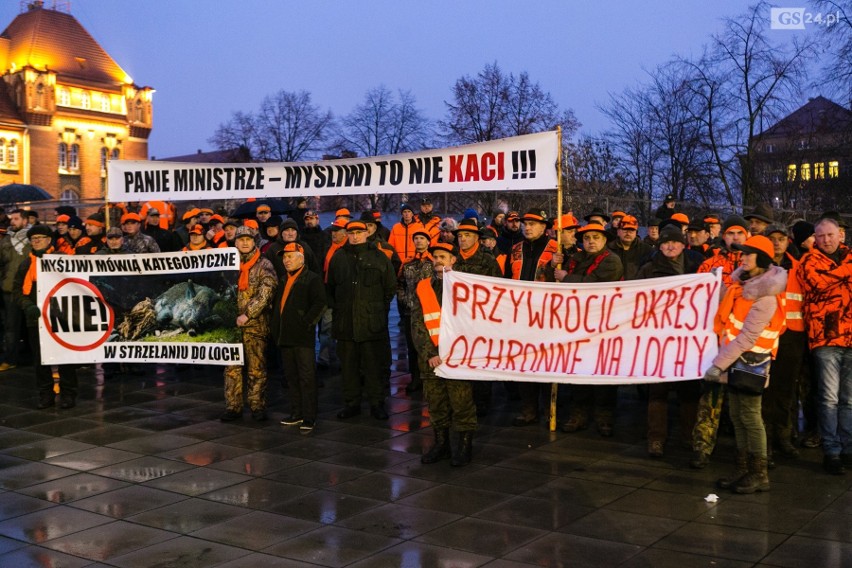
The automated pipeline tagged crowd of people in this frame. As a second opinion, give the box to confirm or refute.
[0,195,849,483]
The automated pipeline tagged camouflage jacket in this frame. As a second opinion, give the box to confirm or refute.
[123,232,160,254]
[237,250,278,335]
[399,251,434,314]
[455,243,502,278]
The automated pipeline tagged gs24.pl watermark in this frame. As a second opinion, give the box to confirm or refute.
[770,7,841,29]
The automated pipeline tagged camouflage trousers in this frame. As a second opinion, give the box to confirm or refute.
[421,357,476,432]
[692,383,725,454]
[224,329,268,412]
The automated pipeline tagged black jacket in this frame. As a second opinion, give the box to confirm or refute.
[301,226,330,268]
[271,267,326,348]
[326,241,396,342]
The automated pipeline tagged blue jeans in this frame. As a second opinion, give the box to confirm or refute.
[814,346,852,456]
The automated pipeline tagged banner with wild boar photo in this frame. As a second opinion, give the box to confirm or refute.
[35,249,243,366]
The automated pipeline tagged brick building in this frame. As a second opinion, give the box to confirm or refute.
[748,96,852,212]
[0,1,153,201]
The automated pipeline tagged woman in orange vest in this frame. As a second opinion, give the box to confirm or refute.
[703,235,787,494]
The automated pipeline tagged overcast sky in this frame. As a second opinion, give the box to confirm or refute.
[0,0,820,159]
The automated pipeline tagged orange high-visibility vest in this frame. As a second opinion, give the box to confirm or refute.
[509,238,558,281]
[782,253,804,332]
[715,283,787,358]
[416,278,441,346]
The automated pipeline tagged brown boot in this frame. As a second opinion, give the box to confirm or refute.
[716,450,748,489]
[734,454,770,494]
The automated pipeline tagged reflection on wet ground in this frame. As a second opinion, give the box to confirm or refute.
[0,314,850,567]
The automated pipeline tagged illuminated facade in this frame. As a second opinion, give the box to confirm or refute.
[749,96,852,211]
[0,1,153,200]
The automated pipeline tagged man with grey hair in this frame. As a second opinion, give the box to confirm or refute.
[0,209,31,371]
[793,217,852,475]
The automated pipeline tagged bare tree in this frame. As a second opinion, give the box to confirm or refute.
[440,62,578,216]
[702,2,816,205]
[209,90,333,163]
[331,86,433,212]
[256,90,334,162]
[333,86,432,157]
[599,87,660,220]
[208,111,257,162]
[810,0,852,101]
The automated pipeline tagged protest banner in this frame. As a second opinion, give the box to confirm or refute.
[36,249,243,366]
[107,131,559,202]
[436,270,721,384]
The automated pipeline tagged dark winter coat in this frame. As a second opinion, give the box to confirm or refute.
[326,241,396,342]
[301,226,330,268]
[607,238,654,280]
[635,248,704,279]
[264,236,320,279]
[271,267,326,348]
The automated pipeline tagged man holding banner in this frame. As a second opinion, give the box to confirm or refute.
[553,222,624,436]
[412,242,477,466]
[221,225,277,422]
[506,209,560,427]
[14,225,78,409]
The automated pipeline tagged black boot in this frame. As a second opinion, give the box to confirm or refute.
[421,429,451,464]
[451,431,473,467]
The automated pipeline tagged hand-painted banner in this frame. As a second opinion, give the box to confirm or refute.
[108,131,558,202]
[36,249,243,366]
[436,270,721,384]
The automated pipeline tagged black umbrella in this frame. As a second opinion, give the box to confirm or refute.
[0,184,52,204]
[230,198,290,219]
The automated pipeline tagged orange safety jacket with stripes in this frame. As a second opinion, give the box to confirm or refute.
[714,278,787,358]
[416,278,441,347]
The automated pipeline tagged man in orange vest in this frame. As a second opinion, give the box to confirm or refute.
[761,224,806,463]
[411,242,477,466]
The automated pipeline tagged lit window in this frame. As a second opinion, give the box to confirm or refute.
[81,92,91,109]
[60,188,79,201]
[7,141,16,168]
[828,161,839,178]
[100,95,110,112]
[57,88,70,106]
[69,144,79,171]
[801,163,811,181]
[814,162,825,179]
[786,164,797,181]
[100,147,107,171]
[0,139,5,165]
[58,142,68,169]
[111,148,119,160]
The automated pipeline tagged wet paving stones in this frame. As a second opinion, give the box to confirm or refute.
[0,350,850,566]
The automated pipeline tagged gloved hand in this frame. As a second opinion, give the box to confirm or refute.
[25,305,40,321]
[702,365,724,383]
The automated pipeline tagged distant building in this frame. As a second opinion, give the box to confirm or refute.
[0,1,153,202]
[748,96,852,212]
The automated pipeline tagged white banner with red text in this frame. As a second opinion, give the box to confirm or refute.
[36,249,243,366]
[436,270,721,384]
[107,131,559,202]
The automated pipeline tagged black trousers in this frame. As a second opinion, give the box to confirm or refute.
[281,346,318,421]
[337,338,390,407]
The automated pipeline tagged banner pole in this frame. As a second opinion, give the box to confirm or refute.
[104,160,111,231]
[549,126,563,433]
